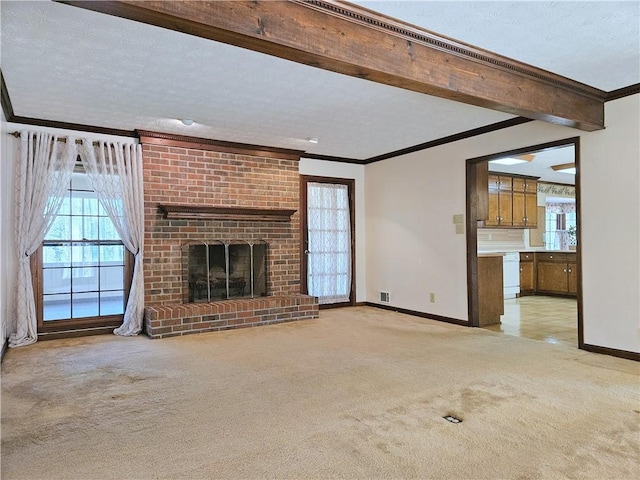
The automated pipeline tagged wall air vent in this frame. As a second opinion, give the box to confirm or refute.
[379,291,390,303]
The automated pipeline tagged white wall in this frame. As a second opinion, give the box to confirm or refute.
[299,158,366,302]
[365,94,639,353]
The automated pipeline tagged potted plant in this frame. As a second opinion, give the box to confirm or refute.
[567,225,577,250]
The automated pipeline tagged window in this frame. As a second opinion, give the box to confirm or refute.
[544,203,576,250]
[35,170,131,332]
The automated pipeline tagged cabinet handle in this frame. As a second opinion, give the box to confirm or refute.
[568,269,572,273]
[550,255,553,259]
[520,267,523,272]
[563,269,567,273]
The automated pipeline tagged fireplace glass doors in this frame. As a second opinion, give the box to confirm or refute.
[184,241,267,303]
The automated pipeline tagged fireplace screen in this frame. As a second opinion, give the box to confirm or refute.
[184,240,267,302]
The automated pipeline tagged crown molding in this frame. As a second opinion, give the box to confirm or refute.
[606,83,640,102]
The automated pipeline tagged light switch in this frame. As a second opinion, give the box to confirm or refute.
[453,214,464,224]
[455,223,465,234]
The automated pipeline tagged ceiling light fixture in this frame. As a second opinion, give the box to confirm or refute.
[180,118,194,126]
[307,137,319,144]
[551,162,576,174]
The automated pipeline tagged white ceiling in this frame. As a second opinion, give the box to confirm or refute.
[1,1,638,161]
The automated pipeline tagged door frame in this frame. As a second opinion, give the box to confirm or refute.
[300,175,356,308]
[465,137,584,348]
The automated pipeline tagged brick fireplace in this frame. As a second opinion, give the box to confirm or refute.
[139,131,318,339]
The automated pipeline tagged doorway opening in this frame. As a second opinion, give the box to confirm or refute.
[466,138,583,348]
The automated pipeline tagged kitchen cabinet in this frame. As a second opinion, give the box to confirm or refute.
[519,252,535,295]
[486,174,513,227]
[484,173,538,228]
[536,252,577,296]
[512,177,538,228]
[477,254,504,326]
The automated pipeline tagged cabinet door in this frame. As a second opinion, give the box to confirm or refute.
[487,192,500,226]
[512,191,526,227]
[524,193,538,227]
[567,262,578,294]
[524,179,538,194]
[498,189,513,226]
[512,177,526,192]
[519,261,535,292]
[537,262,568,293]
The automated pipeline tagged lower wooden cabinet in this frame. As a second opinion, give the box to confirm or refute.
[535,252,577,297]
[519,252,535,295]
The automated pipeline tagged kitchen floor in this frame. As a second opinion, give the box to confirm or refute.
[484,295,578,347]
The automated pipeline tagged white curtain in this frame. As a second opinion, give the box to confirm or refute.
[10,131,77,347]
[80,140,145,336]
[307,182,351,304]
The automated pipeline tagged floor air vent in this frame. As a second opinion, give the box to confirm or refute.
[379,291,390,303]
[443,415,462,424]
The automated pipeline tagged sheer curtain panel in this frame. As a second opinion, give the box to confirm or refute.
[11,131,77,347]
[80,140,145,336]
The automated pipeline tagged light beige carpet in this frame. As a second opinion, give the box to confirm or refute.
[1,306,639,480]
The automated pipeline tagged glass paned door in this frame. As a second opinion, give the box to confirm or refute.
[305,181,352,305]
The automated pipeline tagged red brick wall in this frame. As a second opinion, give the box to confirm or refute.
[142,143,300,306]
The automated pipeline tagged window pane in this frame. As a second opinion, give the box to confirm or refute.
[46,216,71,241]
[71,172,91,191]
[100,245,124,264]
[100,266,124,291]
[72,244,99,266]
[83,197,99,216]
[71,196,84,216]
[71,267,98,292]
[43,294,71,321]
[99,216,120,240]
[43,268,71,294]
[100,291,124,316]
[43,244,71,267]
[83,216,99,240]
[72,292,99,318]
[71,215,84,240]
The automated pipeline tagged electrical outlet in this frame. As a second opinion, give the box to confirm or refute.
[430,292,435,303]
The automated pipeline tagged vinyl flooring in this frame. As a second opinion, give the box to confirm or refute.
[484,295,578,347]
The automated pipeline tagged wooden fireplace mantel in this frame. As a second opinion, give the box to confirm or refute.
[158,204,297,222]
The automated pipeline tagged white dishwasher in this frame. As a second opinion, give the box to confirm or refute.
[502,252,520,298]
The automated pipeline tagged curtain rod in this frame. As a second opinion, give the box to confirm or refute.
[9,131,126,147]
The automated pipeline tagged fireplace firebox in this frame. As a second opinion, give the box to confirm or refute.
[183,240,267,303]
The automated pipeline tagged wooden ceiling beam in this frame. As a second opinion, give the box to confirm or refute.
[58,0,605,131]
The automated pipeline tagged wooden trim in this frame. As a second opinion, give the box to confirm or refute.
[303,153,366,165]
[581,344,640,362]
[300,175,356,306]
[365,302,468,326]
[0,339,8,363]
[1,69,15,120]
[606,83,640,102]
[59,0,605,131]
[550,162,575,172]
[137,130,303,161]
[37,325,123,341]
[468,137,581,164]
[465,137,583,342]
[158,204,296,222]
[9,115,136,138]
[365,118,534,164]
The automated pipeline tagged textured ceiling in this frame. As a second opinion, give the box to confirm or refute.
[1,1,638,161]
[355,1,640,92]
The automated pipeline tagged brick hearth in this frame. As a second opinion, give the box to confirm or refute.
[140,132,319,338]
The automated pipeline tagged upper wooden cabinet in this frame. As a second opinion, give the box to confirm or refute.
[483,173,539,229]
